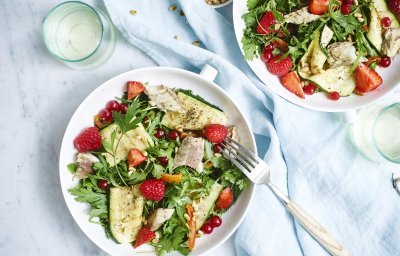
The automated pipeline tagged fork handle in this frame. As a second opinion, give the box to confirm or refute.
[268,184,350,256]
[286,201,350,256]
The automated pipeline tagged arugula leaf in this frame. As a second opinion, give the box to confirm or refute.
[247,0,263,10]
[67,163,77,174]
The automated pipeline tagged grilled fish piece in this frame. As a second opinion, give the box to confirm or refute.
[75,153,99,179]
[174,137,205,173]
[144,84,186,113]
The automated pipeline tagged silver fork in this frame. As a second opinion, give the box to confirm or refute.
[222,137,350,256]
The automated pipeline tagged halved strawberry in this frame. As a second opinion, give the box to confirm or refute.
[257,11,279,35]
[73,127,102,152]
[127,81,144,100]
[128,148,147,167]
[133,226,156,249]
[266,55,293,76]
[204,124,228,143]
[355,63,383,93]
[215,187,233,210]
[309,0,329,15]
[281,71,305,99]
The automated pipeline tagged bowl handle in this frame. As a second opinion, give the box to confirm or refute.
[199,64,218,82]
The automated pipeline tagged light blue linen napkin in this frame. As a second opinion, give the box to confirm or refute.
[103,1,400,255]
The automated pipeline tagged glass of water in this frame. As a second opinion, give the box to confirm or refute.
[42,1,117,69]
[351,103,400,163]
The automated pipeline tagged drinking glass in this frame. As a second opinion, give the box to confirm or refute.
[42,1,117,69]
[351,103,400,163]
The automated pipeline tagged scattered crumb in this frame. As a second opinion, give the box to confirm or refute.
[179,10,185,16]
[192,41,201,46]
[174,35,180,40]
[169,4,177,11]
[129,10,137,15]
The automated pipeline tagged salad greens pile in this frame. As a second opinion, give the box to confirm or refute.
[67,85,248,255]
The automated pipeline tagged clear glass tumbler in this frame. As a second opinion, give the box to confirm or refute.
[42,1,117,69]
[351,103,400,163]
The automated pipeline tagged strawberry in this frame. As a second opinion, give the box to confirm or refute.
[73,127,102,152]
[128,148,147,167]
[388,0,400,15]
[309,0,329,15]
[281,71,305,99]
[355,63,383,93]
[257,11,279,35]
[266,55,293,76]
[140,179,165,201]
[127,81,144,100]
[215,187,233,210]
[204,124,228,143]
[133,226,156,249]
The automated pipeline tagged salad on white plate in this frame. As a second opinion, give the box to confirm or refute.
[242,0,400,100]
[66,81,248,255]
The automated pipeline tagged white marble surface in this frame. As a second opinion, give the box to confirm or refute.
[0,1,236,255]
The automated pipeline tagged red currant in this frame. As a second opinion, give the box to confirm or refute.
[213,144,222,153]
[303,84,317,95]
[261,51,273,63]
[341,4,352,15]
[159,157,169,166]
[154,128,165,139]
[381,17,392,27]
[99,109,112,121]
[201,223,214,234]
[167,130,180,140]
[329,91,340,101]
[209,216,222,228]
[379,56,391,67]
[264,43,275,53]
[120,104,128,114]
[106,100,121,112]
[98,180,108,190]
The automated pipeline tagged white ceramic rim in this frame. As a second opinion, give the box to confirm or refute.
[208,0,233,9]
[232,1,400,112]
[59,66,256,256]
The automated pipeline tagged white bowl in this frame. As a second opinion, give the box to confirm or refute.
[233,1,400,112]
[207,0,233,9]
[59,66,256,256]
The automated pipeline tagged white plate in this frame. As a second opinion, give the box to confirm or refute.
[233,1,400,112]
[59,66,256,256]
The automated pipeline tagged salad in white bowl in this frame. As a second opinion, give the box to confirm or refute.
[242,0,400,100]
[66,80,248,255]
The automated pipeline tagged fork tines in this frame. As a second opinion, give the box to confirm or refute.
[221,137,259,174]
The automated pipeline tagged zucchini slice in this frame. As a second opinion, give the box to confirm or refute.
[298,35,318,79]
[110,185,144,243]
[193,183,223,230]
[311,32,327,75]
[307,66,356,96]
[367,6,383,52]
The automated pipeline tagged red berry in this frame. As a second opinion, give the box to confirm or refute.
[388,0,400,15]
[329,91,340,101]
[74,127,102,152]
[303,84,317,95]
[97,180,108,190]
[201,223,214,234]
[381,17,392,27]
[205,124,228,143]
[266,55,293,76]
[167,130,180,140]
[341,4,352,15]
[159,156,169,166]
[257,11,279,34]
[133,226,156,248]
[99,109,112,121]
[343,0,353,3]
[379,56,391,67]
[154,128,165,139]
[215,187,233,210]
[120,103,128,114]
[209,216,222,228]
[106,100,121,112]
[140,179,165,201]
[213,144,223,153]
[264,43,275,52]
[261,51,273,63]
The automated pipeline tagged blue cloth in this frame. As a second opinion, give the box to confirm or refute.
[103,1,400,255]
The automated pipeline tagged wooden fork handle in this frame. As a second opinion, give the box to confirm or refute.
[286,201,350,256]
